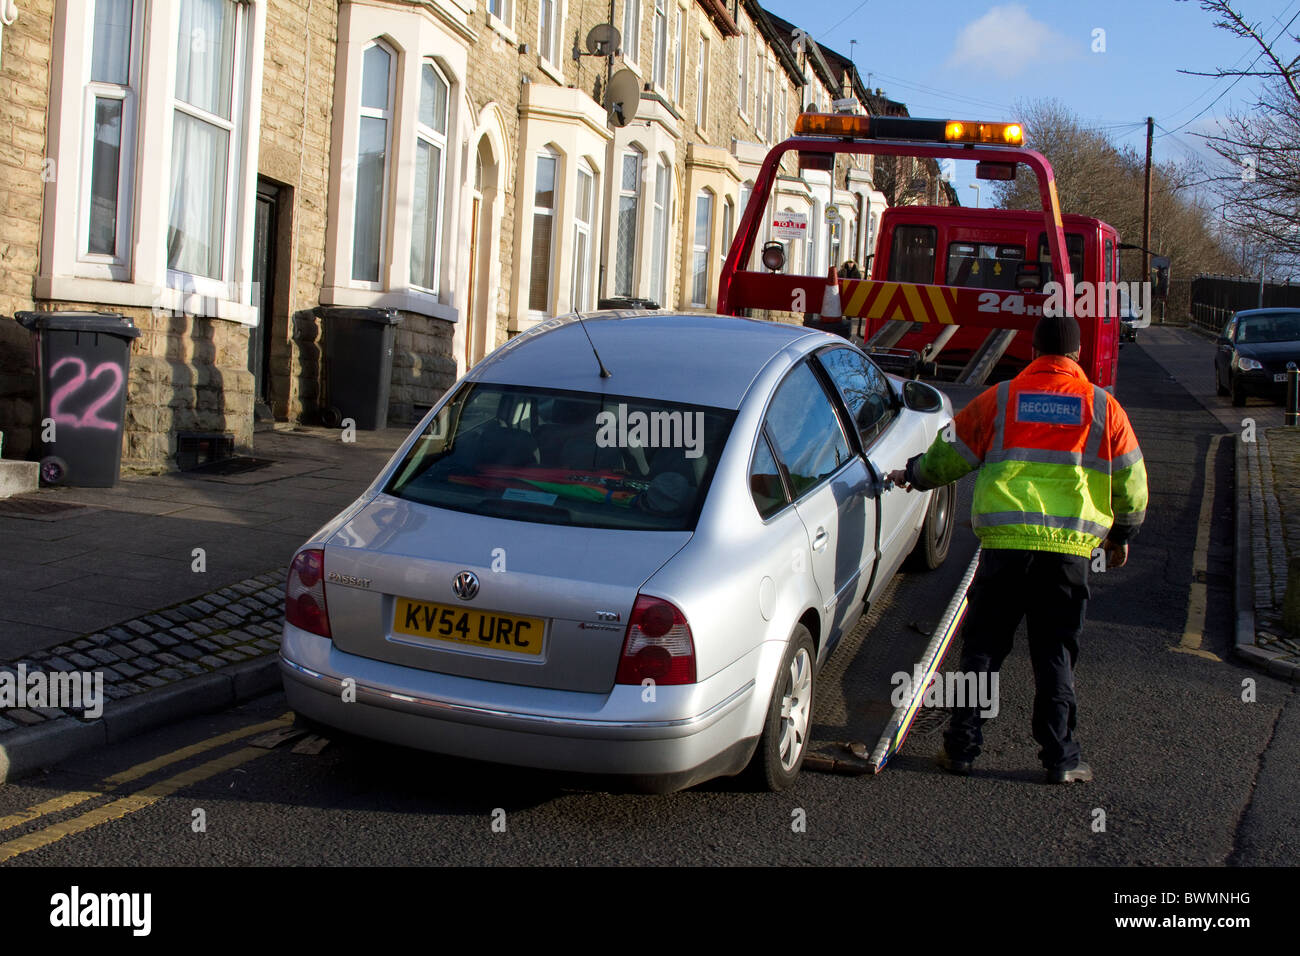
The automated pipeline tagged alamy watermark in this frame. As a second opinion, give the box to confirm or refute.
[890,666,999,718]
[595,403,705,460]
[0,665,104,719]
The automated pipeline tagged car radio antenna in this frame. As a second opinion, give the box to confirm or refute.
[573,311,612,378]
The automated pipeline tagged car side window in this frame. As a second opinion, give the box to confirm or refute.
[1223,317,1237,341]
[817,346,897,448]
[763,361,852,499]
[749,433,788,519]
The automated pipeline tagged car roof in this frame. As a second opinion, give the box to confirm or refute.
[469,312,824,408]
[1235,308,1300,318]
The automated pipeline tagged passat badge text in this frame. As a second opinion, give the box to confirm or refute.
[49,886,151,936]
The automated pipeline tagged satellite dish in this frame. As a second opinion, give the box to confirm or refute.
[586,23,620,57]
[605,69,641,128]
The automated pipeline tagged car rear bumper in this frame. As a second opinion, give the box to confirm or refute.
[279,624,761,789]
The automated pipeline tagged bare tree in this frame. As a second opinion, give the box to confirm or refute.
[991,99,1239,282]
[1179,0,1300,266]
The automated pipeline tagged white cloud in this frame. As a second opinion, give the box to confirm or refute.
[946,4,1073,78]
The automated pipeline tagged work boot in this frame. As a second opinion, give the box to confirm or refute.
[936,749,973,776]
[1047,761,1093,785]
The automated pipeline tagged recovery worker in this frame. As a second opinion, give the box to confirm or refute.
[888,314,1148,784]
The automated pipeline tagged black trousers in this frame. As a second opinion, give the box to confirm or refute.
[942,548,1090,772]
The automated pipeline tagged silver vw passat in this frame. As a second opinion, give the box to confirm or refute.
[280,313,955,792]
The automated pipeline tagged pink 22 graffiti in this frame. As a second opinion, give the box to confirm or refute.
[47,357,124,431]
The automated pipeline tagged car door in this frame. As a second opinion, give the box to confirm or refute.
[762,359,876,648]
[816,345,930,581]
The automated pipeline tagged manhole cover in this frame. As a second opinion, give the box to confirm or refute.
[0,496,93,519]
[182,456,275,477]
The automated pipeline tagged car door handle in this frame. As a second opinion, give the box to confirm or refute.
[812,528,829,552]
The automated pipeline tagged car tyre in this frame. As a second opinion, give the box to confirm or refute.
[747,625,815,792]
[1231,374,1248,407]
[905,482,955,571]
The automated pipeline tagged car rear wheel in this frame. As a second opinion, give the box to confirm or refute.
[747,626,815,791]
[905,482,954,571]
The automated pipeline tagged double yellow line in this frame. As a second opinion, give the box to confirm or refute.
[0,713,292,863]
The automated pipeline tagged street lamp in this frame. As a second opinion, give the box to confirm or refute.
[968,183,981,209]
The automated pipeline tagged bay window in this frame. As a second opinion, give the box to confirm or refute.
[168,0,245,282]
[350,41,393,283]
[614,147,642,296]
[411,60,450,292]
[529,149,559,314]
[571,162,595,311]
[84,0,139,268]
[691,189,713,307]
[649,157,670,306]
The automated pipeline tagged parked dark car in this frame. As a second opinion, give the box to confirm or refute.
[1214,308,1300,406]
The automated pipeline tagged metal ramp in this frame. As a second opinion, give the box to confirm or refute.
[955,328,1018,386]
[863,319,915,349]
[805,470,979,775]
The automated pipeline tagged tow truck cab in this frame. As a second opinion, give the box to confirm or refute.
[870,206,1123,386]
[717,112,1124,390]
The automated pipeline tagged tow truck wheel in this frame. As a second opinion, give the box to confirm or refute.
[905,482,954,571]
[747,626,815,792]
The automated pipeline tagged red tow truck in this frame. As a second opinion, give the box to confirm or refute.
[717,112,1124,390]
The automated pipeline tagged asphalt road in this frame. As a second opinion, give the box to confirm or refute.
[1,343,1295,866]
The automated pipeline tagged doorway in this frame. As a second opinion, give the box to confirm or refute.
[250,179,280,420]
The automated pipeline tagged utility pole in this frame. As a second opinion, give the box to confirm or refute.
[1142,116,1153,290]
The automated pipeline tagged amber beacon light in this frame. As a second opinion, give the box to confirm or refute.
[794,112,1024,147]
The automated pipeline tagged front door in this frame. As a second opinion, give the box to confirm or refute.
[249,180,279,416]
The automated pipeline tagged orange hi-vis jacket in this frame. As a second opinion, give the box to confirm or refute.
[904,356,1148,557]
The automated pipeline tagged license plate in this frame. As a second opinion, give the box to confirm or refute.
[393,597,545,656]
[1275,373,1288,383]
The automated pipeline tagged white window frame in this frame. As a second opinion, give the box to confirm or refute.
[487,0,513,29]
[691,187,713,307]
[165,0,254,300]
[78,0,142,278]
[694,33,707,129]
[538,0,562,68]
[651,0,668,91]
[737,30,748,119]
[649,155,670,306]
[622,0,641,68]
[571,160,595,312]
[763,63,774,142]
[720,196,734,267]
[671,6,684,105]
[410,58,450,294]
[348,39,396,288]
[613,145,643,297]
[528,147,560,316]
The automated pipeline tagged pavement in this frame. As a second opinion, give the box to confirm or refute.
[0,325,1296,785]
[0,425,406,781]
[1137,325,1300,679]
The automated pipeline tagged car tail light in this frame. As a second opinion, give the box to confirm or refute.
[616,594,696,685]
[286,549,331,638]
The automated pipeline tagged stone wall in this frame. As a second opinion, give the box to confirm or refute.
[0,0,56,460]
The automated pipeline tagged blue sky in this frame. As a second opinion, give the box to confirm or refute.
[762,0,1292,180]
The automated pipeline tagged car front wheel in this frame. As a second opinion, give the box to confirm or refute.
[1232,373,1248,407]
[905,482,955,571]
[748,626,815,791]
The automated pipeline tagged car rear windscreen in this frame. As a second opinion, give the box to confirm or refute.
[385,383,735,531]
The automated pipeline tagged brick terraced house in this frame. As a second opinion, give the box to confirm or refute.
[0,0,929,473]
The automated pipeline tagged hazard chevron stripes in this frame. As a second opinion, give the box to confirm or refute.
[841,279,961,324]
